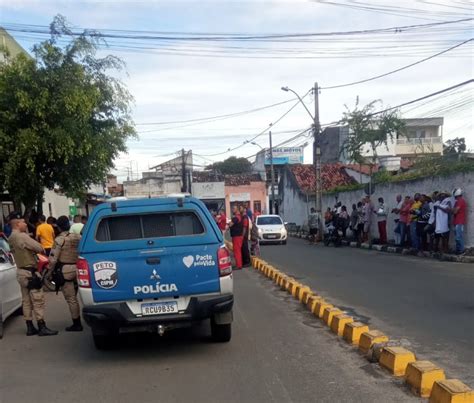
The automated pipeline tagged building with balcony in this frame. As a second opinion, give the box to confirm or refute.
[395,118,444,157]
[319,118,444,170]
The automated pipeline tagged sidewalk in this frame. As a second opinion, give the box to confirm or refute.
[288,232,474,264]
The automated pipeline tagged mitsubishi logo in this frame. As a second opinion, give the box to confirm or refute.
[150,269,161,281]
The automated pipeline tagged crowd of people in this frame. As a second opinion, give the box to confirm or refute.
[1,212,88,337]
[320,188,468,255]
[212,205,260,270]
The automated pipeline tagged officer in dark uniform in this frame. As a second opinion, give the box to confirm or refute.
[48,216,83,331]
[8,213,58,336]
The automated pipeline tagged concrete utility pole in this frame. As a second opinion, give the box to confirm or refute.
[181,148,187,193]
[313,82,323,240]
[281,83,323,239]
[269,129,276,214]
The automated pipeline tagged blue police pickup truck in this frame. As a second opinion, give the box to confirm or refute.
[76,196,233,350]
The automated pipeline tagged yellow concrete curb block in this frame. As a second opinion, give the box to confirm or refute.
[299,287,312,303]
[379,346,416,376]
[359,330,389,354]
[291,283,302,298]
[302,291,315,305]
[343,322,370,345]
[322,307,343,327]
[406,361,446,398]
[285,278,296,292]
[306,295,323,313]
[314,301,333,319]
[429,379,474,403]
[330,314,354,337]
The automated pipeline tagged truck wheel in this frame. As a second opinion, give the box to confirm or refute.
[211,320,231,343]
[92,331,119,350]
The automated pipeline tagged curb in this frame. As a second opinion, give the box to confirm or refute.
[249,255,474,400]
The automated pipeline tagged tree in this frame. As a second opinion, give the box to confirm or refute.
[443,137,466,155]
[340,99,405,167]
[0,15,136,212]
[206,156,253,175]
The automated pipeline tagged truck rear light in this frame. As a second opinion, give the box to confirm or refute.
[76,257,91,288]
[217,246,232,277]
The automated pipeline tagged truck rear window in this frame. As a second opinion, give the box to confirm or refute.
[95,212,205,241]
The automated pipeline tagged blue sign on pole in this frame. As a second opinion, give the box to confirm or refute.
[264,147,304,165]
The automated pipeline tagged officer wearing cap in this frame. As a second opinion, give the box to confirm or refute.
[48,215,83,331]
[8,212,58,336]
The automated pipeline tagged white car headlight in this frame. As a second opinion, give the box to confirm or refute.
[258,228,263,235]
[281,227,287,235]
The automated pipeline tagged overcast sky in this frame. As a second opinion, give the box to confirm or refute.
[1,0,472,181]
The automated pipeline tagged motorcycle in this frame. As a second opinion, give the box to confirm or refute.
[324,221,343,247]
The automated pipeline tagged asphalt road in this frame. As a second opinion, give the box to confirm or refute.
[0,268,417,403]
[261,238,474,387]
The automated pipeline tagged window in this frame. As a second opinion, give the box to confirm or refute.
[253,201,262,213]
[256,216,282,226]
[96,212,204,242]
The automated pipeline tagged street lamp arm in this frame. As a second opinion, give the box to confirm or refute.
[281,86,314,121]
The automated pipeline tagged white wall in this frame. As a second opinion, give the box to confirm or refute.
[322,172,473,247]
[42,190,72,218]
[281,171,473,248]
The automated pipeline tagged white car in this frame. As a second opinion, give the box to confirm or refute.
[255,215,288,245]
[0,233,22,339]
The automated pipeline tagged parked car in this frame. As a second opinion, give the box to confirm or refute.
[77,195,234,350]
[255,215,288,245]
[0,233,22,339]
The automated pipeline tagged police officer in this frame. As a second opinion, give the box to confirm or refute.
[8,213,58,336]
[48,216,83,331]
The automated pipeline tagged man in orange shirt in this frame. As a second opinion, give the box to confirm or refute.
[36,215,55,256]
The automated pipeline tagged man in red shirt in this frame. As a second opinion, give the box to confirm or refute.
[453,188,467,254]
[229,206,243,270]
[216,209,227,234]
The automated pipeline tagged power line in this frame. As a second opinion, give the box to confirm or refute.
[321,37,473,89]
[134,98,296,126]
[4,18,472,41]
[197,91,312,157]
[370,79,474,116]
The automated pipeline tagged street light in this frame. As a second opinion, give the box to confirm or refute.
[250,141,264,150]
[281,86,314,121]
[281,84,323,240]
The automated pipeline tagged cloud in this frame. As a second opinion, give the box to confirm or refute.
[2,0,472,181]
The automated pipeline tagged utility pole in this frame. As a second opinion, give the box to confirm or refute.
[181,148,187,193]
[313,82,324,240]
[269,128,276,215]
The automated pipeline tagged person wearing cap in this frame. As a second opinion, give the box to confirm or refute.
[452,188,467,255]
[8,212,58,336]
[48,215,83,331]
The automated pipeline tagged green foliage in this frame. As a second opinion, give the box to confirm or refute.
[340,99,405,165]
[324,183,364,195]
[0,15,136,210]
[206,156,253,175]
[443,137,466,155]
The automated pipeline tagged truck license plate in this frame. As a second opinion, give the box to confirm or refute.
[141,301,178,315]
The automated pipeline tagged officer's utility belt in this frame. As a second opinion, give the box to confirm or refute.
[52,262,77,294]
[58,262,76,265]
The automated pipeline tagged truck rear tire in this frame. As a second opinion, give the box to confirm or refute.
[211,320,231,343]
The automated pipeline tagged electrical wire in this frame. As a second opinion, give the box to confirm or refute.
[320,37,473,89]
[197,91,312,157]
[134,98,296,126]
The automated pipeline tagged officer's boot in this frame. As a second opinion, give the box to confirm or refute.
[26,320,38,336]
[65,318,83,332]
[37,320,58,336]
